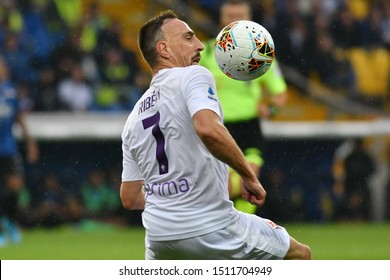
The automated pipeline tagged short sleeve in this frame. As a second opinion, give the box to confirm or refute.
[121,140,143,182]
[182,66,222,118]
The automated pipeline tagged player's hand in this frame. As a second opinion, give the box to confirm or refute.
[241,178,266,207]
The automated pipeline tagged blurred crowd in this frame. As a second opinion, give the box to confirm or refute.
[0,0,147,113]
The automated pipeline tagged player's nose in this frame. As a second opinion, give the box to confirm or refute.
[195,37,204,51]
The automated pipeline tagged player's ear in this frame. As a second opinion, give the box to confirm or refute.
[156,41,170,59]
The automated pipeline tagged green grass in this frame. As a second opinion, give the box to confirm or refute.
[286,223,390,260]
[1,222,390,260]
[1,223,146,260]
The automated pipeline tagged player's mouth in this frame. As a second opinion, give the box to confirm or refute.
[192,54,201,64]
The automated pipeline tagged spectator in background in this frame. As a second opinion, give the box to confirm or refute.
[31,172,81,227]
[332,138,376,221]
[343,138,375,221]
[33,66,60,111]
[330,4,360,49]
[2,32,39,85]
[95,46,140,111]
[79,1,111,54]
[77,2,108,86]
[95,19,122,57]
[310,33,356,94]
[53,0,83,29]
[57,63,93,111]
[19,0,64,67]
[0,1,24,40]
[281,14,312,76]
[270,0,302,67]
[80,169,111,221]
[0,57,38,246]
[358,5,387,49]
[49,30,83,81]
[252,1,278,37]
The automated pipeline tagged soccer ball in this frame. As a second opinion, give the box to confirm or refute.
[214,20,275,81]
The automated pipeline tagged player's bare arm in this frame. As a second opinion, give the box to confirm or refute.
[120,181,145,210]
[193,109,266,207]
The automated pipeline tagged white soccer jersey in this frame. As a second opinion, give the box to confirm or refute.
[122,65,239,241]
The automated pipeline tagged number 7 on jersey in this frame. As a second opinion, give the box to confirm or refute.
[142,112,169,175]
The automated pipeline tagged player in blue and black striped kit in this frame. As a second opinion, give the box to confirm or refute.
[0,57,38,246]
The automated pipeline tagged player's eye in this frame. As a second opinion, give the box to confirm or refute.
[184,32,194,41]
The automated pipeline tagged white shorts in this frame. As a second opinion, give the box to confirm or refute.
[145,212,290,260]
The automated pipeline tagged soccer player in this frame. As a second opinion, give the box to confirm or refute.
[199,0,288,214]
[0,57,39,246]
[120,10,311,260]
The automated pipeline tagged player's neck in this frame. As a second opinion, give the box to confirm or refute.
[153,62,175,76]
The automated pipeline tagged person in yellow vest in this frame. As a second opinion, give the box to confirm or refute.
[54,0,82,28]
[199,0,287,214]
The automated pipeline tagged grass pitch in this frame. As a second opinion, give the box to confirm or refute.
[1,222,389,260]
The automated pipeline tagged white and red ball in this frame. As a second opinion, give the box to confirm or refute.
[214,20,275,81]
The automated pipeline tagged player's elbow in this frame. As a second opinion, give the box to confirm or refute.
[120,192,140,210]
[121,195,135,210]
[120,182,144,210]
